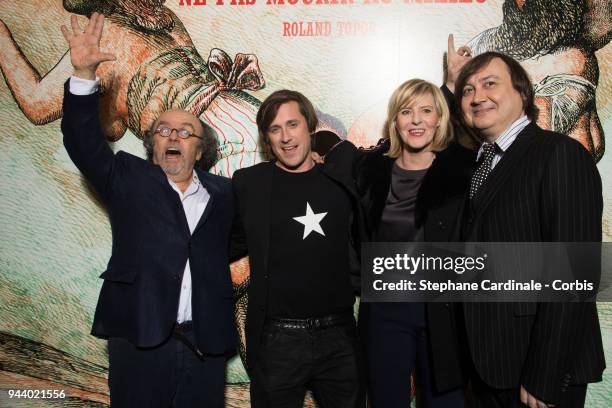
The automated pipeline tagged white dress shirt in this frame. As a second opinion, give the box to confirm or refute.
[168,174,210,323]
[476,115,531,170]
[69,76,209,323]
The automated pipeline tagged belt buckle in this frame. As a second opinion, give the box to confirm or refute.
[175,321,193,334]
[310,317,320,330]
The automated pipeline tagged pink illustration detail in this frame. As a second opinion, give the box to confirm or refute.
[190,49,265,118]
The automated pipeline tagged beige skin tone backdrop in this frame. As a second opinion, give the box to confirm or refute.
[0,2,343,385]
[1,1,610,405]
[0,0,265,173]
[0,0,261,374]
[349,0,611,163]
[0,8,194,139]
[466,0,611,161]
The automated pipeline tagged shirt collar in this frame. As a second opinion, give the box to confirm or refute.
[476,115,530,161]
[168,171,201,198]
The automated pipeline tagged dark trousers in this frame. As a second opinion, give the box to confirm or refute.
[108,325,225,408]
[249,316,365,408]
[469,374,587,408]
[366,303,464,408]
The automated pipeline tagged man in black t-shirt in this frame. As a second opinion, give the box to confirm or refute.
[231,90,366,408]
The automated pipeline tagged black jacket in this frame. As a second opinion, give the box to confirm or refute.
[61,82,237,354]
[461,123,605,404]
[230,141,368,370]
[355,139,475,392]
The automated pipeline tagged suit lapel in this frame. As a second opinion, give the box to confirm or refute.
[173,193,192,238]
[146,162,177,190]
[258,164,274,273]
[468,124,538,230]
[150,165,191,238]
[370,157,394,231]
[193,171,218,235]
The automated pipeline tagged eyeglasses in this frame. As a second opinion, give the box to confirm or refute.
[154,126,202,139]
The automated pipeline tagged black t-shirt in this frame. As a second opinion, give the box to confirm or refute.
[267,164,354,318]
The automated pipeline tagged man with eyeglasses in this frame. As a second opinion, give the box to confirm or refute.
[60,13,236,407]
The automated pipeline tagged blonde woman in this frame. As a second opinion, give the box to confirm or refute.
[356,79,473,407]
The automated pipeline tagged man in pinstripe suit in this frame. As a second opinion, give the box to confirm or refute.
[454,52,605,407]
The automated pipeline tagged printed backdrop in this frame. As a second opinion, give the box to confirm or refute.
[1,0,611,406]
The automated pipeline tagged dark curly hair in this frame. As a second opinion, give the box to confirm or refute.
[143,119,219,172]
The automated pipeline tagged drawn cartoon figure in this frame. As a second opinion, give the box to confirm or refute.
[348,1,611,160]
[0,4,345,399]
[0,0,265,176]
[467,0,611,160]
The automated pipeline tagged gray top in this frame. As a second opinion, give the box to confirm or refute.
[376,162,427,242]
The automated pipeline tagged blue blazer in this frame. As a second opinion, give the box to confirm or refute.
[61,82,237,354]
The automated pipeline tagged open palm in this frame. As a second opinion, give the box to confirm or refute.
[61,12,115,79]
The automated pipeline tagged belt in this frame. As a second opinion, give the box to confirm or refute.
[174,321,193,334]
[268,311,354,330]
[173,321,204,360]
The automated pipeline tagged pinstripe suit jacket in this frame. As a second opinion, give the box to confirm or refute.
[461,122,605,404]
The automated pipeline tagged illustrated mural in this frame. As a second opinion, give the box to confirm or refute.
[1,0,611,406]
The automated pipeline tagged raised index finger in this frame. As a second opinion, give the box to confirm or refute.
[448,33,456,55]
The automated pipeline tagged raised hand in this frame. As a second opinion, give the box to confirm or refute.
[445,34,472,94]
[60,12,115,80]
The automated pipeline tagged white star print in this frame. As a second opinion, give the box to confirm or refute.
[293,202,328,239]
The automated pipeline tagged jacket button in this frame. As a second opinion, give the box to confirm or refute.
[173,274,180,281]
[437,221,446,230]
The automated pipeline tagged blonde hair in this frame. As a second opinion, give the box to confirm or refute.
[384,79,453,158]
